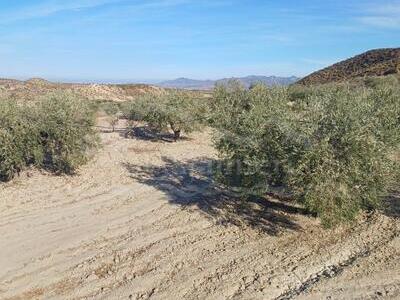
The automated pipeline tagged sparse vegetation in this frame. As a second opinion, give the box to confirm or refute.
[2,76,398,227]
[210,79,400,226]
[0,92,97,181]
[298,48,400,85]
[102,101,121,132]
[123,90,206,140]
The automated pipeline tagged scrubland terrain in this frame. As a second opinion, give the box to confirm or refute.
[0,78,162,102]
[1,70,400,300]
[0,117,399,300]
[298,48,400,85]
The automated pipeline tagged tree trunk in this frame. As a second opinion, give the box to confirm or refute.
[173,129,181,141]
[170,122,181,141]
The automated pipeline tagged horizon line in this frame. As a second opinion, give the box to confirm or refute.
[0,74,303,85]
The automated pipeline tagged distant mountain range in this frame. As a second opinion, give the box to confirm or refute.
[298,48,400,85]
[157,75,300,90]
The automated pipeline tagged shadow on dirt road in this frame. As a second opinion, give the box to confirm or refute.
[124,157,310,236]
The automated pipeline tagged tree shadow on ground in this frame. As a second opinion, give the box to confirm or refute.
[121,126,191,143]
[123,157,309,236]
[96,125,127,134]
[383,191,400,219]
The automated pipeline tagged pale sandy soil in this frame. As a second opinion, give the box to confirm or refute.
[0,78,162,102]
[0,121,399,300]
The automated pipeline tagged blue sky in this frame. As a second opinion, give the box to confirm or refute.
[0,0,399,82]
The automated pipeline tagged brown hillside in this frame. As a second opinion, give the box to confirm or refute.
[298,48,400,85]
[0,79,162,102]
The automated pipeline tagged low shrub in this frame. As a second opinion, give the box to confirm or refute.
[101,101,121,132]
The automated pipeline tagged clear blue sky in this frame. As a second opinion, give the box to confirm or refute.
[0,0,399,82]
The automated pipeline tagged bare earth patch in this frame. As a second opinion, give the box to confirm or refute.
[0,126,399,300]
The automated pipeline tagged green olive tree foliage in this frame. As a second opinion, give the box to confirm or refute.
[123,90,206,140]
[0,92,98,181]
[0,101,43,180]
[102,101,121,132]
[210,80,400,226]
[36,93,98,173]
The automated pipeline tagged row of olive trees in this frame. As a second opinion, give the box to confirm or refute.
[122,90,208,141]
[117,79,400,226]
[209,78,400,226]
[0,92,98,181]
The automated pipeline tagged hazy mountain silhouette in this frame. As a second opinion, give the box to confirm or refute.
[158,75,299,90]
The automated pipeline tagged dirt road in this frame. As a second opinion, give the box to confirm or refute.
[1,126,399,300]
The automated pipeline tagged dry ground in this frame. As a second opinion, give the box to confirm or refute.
[0,121,399,300]
[0,78,162,102]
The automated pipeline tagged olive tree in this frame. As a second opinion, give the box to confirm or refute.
[124,90,205,141]
[102,101,120,132]
[210,80,400,226]
[0,92,98,181]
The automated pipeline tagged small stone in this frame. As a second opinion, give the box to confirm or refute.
[87,274,98,281]
[126,274,134,280]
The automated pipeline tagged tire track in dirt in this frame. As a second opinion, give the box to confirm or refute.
[275,214,400,299]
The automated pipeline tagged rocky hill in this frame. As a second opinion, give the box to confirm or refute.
[298,48,400,85]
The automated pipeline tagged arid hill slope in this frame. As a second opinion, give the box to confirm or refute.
[0,78,162,102]
[298,48,400,85]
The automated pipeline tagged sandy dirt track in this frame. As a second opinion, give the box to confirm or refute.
[1,125,399,300]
